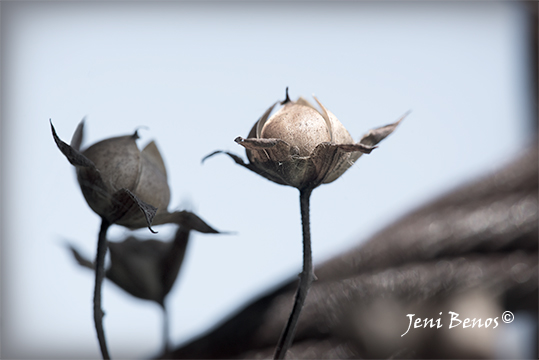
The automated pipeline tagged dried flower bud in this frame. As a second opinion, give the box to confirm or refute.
[204,88,407,190]
[52,119,219,233]
[68,225,190,307]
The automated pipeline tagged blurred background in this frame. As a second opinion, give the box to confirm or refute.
[1,1,535,359]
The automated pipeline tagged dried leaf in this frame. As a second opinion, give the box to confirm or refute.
[107,237,167,304]
[68,245,95,270]
[66,225,191,306]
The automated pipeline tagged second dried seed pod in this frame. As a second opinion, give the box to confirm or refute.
[52,120,219,233]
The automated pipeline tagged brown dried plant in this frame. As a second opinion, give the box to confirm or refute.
[51,120,219,359]
[204,88,406,358]
[69,225,191,353]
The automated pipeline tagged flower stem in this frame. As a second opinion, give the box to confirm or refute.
[94,218,111,359]
[273,188,314,359]
[162,304,170,354]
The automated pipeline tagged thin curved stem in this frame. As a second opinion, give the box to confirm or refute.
[94,218,111,359]
[273,188,315,359]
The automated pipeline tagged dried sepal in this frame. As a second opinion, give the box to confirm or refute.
[51,120,96,168]
[202,150,288,186]
[359,112,409,147]
[235,137,290,150]
[70,118,85,151]
[110,188,158,233]
[255,102,279,138]
[151,210,221,233]
[322,112,408,184]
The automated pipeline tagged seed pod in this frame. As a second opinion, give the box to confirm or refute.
[52,119,219,233]
[204,88,407,190]
[202,89,407,359]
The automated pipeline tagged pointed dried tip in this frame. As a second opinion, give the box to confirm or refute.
[359,111,409,147]
[280,87,291,105]
[387,111,411,130]
[295,96,316,109]
[365,145,378,154]
[136,197,158,234]
[131,125,151,141]
[312,95,334,142]
[70,118,85,150]
[382,110,410,132]
[174,210,222,234]
[112,188,158,233]
[65,242,95,270]
[201,149,250,168]
[215,230,237,236]
[50,119,96,167]
[201,150,224,164]
[50,119,60,144]
[134,125,150,137]
[398,110,412,124]
[255,101,279,139]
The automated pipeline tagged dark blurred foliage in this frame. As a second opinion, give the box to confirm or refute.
[162,138,538,360]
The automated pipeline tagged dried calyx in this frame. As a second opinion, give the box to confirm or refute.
[51,119,219,233]
[204,88,407,190]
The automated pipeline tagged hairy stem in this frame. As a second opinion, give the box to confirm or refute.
[94,218,111,359]
[273,188,315,359]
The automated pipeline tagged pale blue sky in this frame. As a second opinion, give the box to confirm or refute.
[1,1,533,358]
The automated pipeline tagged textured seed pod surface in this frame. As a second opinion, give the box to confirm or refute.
[261,103,331,157]
[73,133,170,227]
[81,135,141,193]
